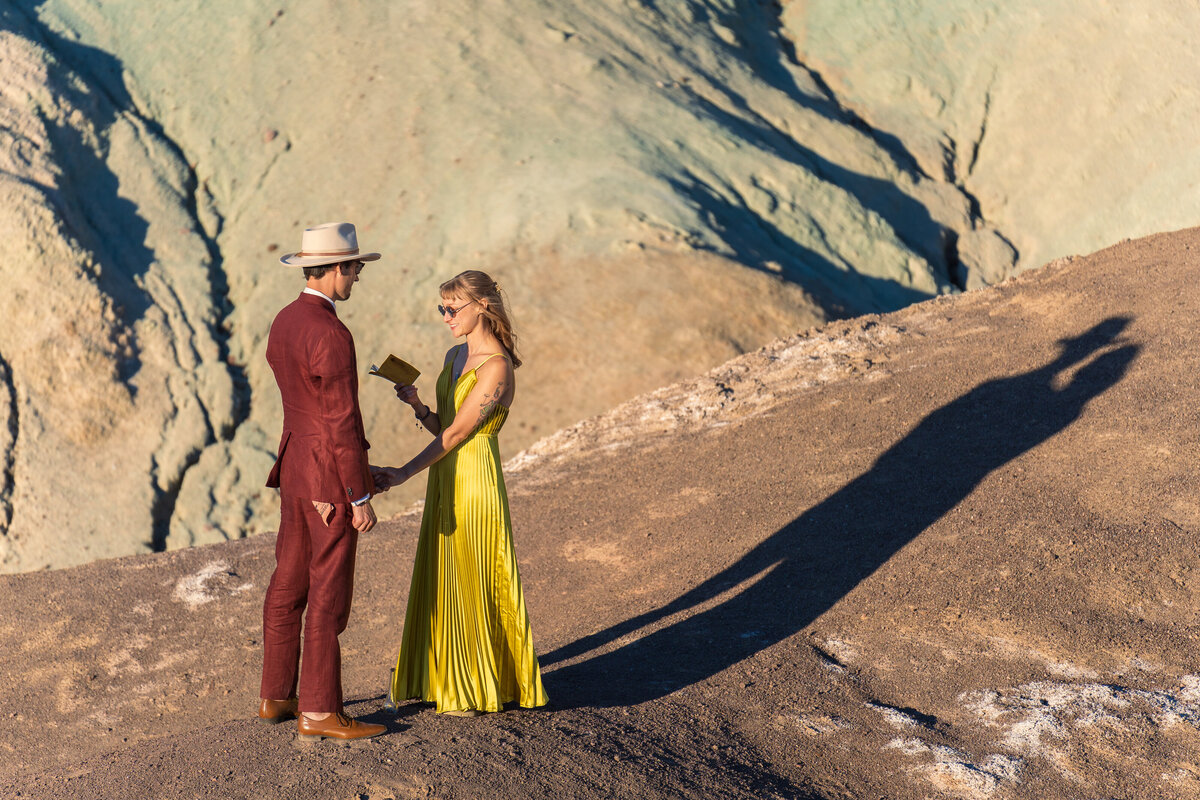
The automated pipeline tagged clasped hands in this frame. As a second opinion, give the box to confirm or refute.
[371,464,411,493]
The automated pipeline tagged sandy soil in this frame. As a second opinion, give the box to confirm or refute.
[3,228,1200,798]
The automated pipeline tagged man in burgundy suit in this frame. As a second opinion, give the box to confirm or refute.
[258,222,386,741]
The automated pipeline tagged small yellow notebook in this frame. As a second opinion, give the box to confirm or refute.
[369,355,421,386]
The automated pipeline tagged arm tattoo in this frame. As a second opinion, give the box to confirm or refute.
[476,381,506,426]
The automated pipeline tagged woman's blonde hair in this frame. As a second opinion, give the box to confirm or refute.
[440,270,522,368]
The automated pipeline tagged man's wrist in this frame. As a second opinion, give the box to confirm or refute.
[351,494,371,506]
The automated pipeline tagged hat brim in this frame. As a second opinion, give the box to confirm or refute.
[279,252,381,267]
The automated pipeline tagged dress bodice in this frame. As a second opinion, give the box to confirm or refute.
[435,347,509,437]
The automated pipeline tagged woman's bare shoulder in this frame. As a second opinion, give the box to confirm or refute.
[473,352,513,379]
[474,353,515,401]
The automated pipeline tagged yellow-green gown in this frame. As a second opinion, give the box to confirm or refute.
[389,349,549,713]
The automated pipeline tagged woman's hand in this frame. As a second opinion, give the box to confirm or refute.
[396,384,421,408]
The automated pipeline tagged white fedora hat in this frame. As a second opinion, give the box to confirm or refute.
[279,222,382,267]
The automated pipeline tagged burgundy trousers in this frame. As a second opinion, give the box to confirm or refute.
[260,494,358,713]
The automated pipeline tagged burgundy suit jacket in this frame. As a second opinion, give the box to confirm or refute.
[265,292,372,503]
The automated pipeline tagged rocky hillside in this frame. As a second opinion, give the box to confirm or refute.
[1,229,1198,799]
[3,0,1199,572]
[792,0,1200,272]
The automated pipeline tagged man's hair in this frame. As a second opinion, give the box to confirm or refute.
[303,261,359,280]
[303,264,332,280]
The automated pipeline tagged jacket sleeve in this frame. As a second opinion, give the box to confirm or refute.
[311,327,371,502]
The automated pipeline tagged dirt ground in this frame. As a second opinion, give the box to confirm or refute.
[3,228,1200,799]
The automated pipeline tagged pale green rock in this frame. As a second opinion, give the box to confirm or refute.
[791,0,1200,272]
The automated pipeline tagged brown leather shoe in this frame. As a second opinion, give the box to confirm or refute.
[258,697,299,725]
[297,712,386,741]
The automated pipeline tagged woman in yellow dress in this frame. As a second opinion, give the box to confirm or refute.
[373,270,548,717]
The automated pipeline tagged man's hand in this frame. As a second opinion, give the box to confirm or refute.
[352,500,377,533]
[311,500,334,526]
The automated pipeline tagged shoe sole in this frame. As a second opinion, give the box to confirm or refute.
[296,731,385,742]
[258,715,295,725]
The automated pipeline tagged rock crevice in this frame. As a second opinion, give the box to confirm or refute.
[0,353,17,538]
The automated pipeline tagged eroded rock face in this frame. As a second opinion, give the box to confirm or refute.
[789,0,1200,273]
[4,0,1190,571]
[0,10,250,569]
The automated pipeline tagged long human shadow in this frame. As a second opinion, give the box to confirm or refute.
[544,318,1139,708]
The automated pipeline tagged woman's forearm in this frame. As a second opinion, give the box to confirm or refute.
[407,399,442,435]
[419,413,442,436]
[402,427,466,478]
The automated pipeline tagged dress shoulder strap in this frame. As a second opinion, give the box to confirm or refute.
[474,352,509,370]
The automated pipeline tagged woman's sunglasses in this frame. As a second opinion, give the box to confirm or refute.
[438,300,476,318]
